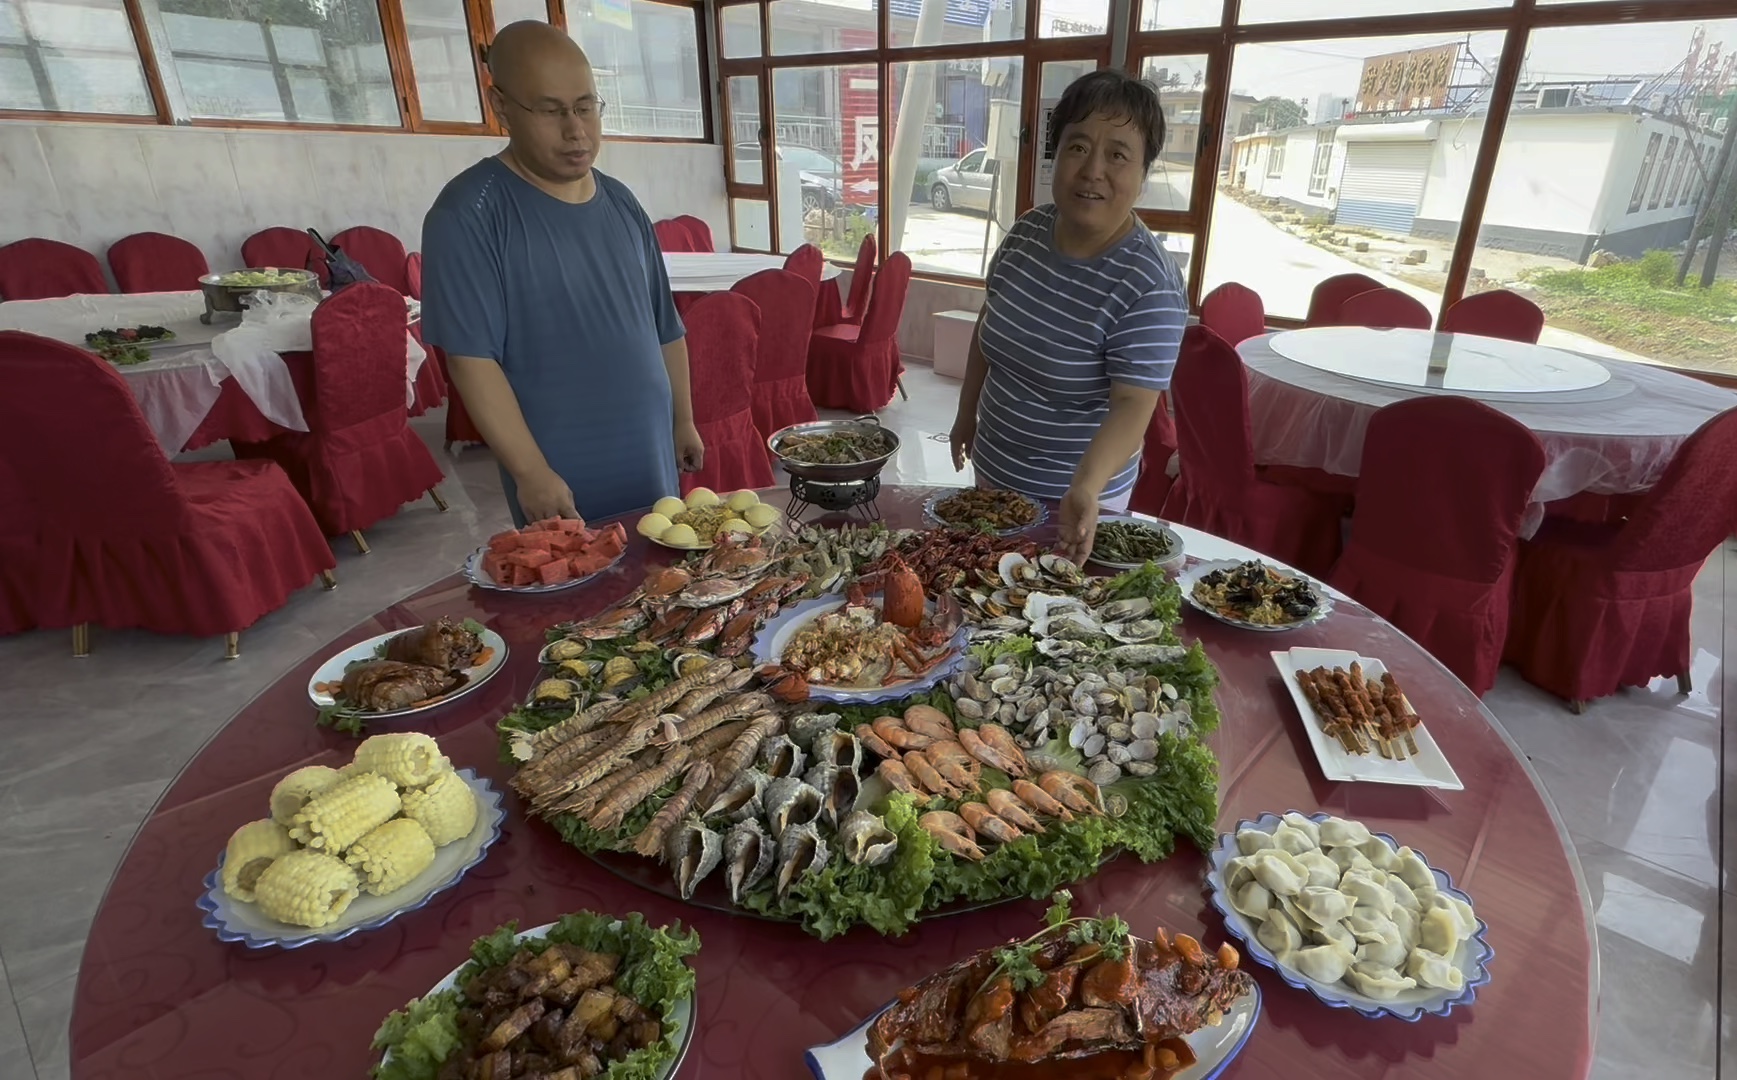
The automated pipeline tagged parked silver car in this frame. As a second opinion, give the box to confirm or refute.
[930,149,999,212]
[734,143,845,213]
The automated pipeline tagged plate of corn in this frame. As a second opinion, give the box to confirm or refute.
[198,732,506,949]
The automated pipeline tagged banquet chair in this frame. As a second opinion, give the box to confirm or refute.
[0,331,336,657]
[1304,272,1383,327]
[0,238,107,300]
[735,269,819,446]
[1441,289,1545,343]
[681,292,775,495]
[675,215,715,252]
[330,226,410,294]
[1339,288,1433,331]
[242,226,327,285]
[655,219,695,252]
[405,252,423,300]
[232,283,448,552]
[784,244,824,295]
[1198,282,1268,346]
[420,327,486,453]
[1127,396,1179,516]
[1505,408,1737,712]
[0,460,39,637]
[1160,325,1348,576]
[808,252,911,414]
[107,232,210,293]
[1329,397,1546,696]
[818,234,877,329]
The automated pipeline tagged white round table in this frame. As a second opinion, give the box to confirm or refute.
[1239,327,1736,530]
[662,252,841,293]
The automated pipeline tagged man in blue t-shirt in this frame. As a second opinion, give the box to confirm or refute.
[420,20,704,525]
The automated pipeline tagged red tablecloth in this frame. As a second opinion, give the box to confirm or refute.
[181,350,445,452]
[70,487,1595,1079]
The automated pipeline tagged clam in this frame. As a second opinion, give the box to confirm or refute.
[764,776,823,839]
[667,819,722,900]
[601,655,640,690]
[838,810,899,867]
[955,698,986,720]
[1081,733,1106,757]
[1098,597,1153,622]
[1105,670,1127,691]
[724,818,775,902]
[1124,686,1152,713]
[982,664,1014,681]
[997,552,1036,588]
[757,734,806,779]
[542,638,590,663]
[997,702,1018,726]
[1087,761,1123,787]
[1130,713,1161,740]
[1127,738,1160,761]
[703,768,770,823]
[990,674,1021,697]
[530,678,582,706]
[1068,724,1092,750]
[1107,744,1132,766]
[1125,761,1159,777]
[1104,721,1133,742]
[1026,746,1072,773]
[670,651,716,680]
[775,820,830,897]
[958,672,992,703]
[1037,553,1084,585]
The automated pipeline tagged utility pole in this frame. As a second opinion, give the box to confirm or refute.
[1676,90,1737,286]
[1699,155,1737,286]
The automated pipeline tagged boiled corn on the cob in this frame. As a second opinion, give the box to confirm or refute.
[289,772,400,854]
[220,819,297,902]
[345,818,436,895]
[353,733,449,787]
[253,849,360,927]
[268,765,343,826]
[399,769,478,846]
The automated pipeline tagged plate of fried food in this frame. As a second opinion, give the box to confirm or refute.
[1179,559,1331,631]
[637,487,783,551]
[371,910,699,1080]
[806,891,1260,1080]
[1272,648,1463,790]
[923,487,1046,536]
[308,616,507,729]
[198,733,504,949]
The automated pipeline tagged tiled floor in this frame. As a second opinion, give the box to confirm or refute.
[0,363,1723,1079]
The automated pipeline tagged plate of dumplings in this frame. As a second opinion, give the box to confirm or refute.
[1205,810,1492,1020]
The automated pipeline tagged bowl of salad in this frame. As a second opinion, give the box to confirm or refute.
[198,267,321,322]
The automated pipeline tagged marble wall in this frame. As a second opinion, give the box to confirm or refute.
[0,122,730,282]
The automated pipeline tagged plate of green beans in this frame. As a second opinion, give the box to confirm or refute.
[1089,516,1186,571]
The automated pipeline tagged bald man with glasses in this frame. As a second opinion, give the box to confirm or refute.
[421,20,703,526]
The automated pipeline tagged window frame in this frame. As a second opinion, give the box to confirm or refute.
[1307,128,1332,196]
[1628,131,1663,214]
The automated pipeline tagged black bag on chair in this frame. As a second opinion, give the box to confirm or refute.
[306,228,375,288]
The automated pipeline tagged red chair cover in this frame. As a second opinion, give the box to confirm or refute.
[405,252,423,301]
[681,293,775,495]
[232,284,445,536]
[807,252,911,414]
[1328,398,1546,696]
[0,238,106,300]
[107,232,209,293]
[1127,395,1178,516]
[1505,408,1737,705]
[0,459,39,635]
[655,220,693,252]
[331,226,410,295]
[735,269,819,444]
[1340,287,1434,330]
[1441,289,1545,343]
[1199,282,1267,346]
[817,234,877,329]
[0,331,334,636]
[424,335,486,449]
[675,215,715,252]
[1304,272,1383,327]
[784,245,826,328]
[1160,326,1347,576]
[242,226,328,285]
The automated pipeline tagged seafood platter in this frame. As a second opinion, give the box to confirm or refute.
[1179,559,1332,631]
[769,417,901,522]
[635,487,784,551]
[1274,648,1464,790]
[924,487,1047,536]
[466,517,628,592]
[372,910,699,1080]
[199,733,504,948]
[491,522,1222,940]
[1206,812,1491,1020]
[310,617,508,733]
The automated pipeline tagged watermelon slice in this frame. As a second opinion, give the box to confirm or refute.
[557,517,588,533]
[486,532,519,554]
[511,563,539,586]
[569,553,611,575]
[482,552,512,584]
[516,533,555,553]
[508,548,555,569]
[538,559,573,585]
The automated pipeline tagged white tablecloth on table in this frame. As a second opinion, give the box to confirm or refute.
[662,252,842,293]
[0,291,425,455]
[1239,329,1737,533]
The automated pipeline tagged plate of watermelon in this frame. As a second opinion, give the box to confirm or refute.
[465,518,629,593]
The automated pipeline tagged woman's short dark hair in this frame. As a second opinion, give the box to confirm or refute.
[1046,68,1165,172]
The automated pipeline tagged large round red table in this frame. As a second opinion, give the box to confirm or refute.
[69,486,1596,1079]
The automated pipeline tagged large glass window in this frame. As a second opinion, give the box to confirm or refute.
[1137,54,1208,212]
[1038,0,1107,39]
[1201,31,1501,319]
[888,0,1024,49]
[404,0,482,123]
[722,3,761,57]
[889,56,1023,278]
[727,75,764,183]
[770,0,875,57]
[146,0,398,124]
[774,62,875,257]
[490,0,547,31]
[568,0,703,138]
[1138,0,1220,33]
[0,0,154,114]
[1238,0,1509,22]
[1468,20,1737,377]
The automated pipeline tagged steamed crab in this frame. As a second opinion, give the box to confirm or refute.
[758,569,963,700]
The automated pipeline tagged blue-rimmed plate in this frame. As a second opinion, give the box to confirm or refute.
[751,594,967,706]
[198,768,506,949]
[923,488,1048,536]
[1205,811,1492,1020]
[805,981,1261,1079]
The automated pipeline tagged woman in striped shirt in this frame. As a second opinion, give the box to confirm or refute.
[949,69,1187,563]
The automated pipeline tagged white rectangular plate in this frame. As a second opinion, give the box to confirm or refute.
[1272,647,1463,791]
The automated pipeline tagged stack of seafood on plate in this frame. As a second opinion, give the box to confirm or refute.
[311,616,509,734]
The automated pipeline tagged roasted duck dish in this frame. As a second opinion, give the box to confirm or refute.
[385,616,485,671]
[340,660,462,712]
[867,903,1251,1080]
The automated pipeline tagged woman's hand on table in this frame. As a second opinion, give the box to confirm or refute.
[949,412,977,471]
[516,466,580,521]
[1057,484,1101,564]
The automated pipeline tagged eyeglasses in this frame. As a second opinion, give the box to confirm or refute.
[495,86,607,123]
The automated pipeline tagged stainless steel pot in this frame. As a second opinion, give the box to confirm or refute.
[198,268,321,324]
[769,417,901,483]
